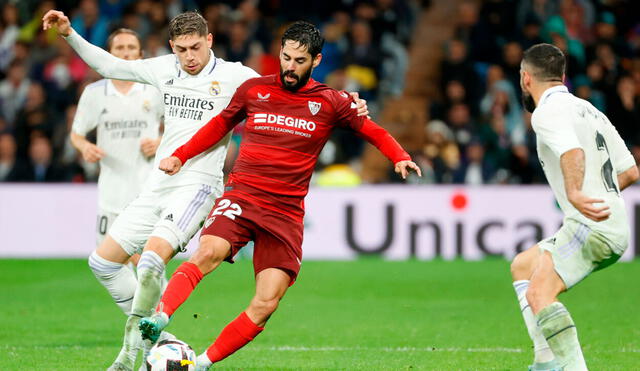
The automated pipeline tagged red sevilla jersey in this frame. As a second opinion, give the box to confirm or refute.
[173,75,410,220]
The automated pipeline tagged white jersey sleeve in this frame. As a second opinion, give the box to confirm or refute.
[72,80,103,135]
[601,115,636,174]
[65,30,163,86]
[531,104,582,157]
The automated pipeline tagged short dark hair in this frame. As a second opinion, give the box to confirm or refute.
[106,28,141,52]
[522,43,566,81]
[169,11,208,40]
[281,21,324,58]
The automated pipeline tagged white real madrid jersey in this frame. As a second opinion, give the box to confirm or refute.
[72,80,163,214]
[532,85,636,252]
[65,31,260,190]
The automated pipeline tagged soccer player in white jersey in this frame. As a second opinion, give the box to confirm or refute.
[44,9,368,371]
[510,43,639,371]
[71,28,163,316]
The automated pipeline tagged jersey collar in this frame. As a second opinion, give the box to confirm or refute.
[538,85,569,106]
[176,50,217,79]
[106,79,145,97]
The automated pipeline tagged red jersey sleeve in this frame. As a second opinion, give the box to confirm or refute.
[173,79,253,164]
[333,91,366,129]
[356,118,411,164]
[330,90,410,164]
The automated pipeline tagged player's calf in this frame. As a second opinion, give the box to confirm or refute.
[88,251,137,314]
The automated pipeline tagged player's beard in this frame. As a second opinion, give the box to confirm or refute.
[522,91,536,113]
[280,66,312,92]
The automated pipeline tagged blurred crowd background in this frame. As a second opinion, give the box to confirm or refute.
[0,0,638,185]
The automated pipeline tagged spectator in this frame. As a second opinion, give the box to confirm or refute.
[480,79,525,145]
[71,0,110,47]
[446,102,475,152]
[12,134,69,182]
[344,20,382,100]
[14,83,55,158]
[0,60,31,126]
[608,75,640,149]
[440,39,479,107]
[0,3,20,73]
[456,139,496,184]
[0,132,22,181]
[573,74,606,112]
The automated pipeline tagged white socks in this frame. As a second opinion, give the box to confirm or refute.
[536,302,587,371]
[131,250,166,318]
[513,280,555,363]
[88,251,137,315]
[196,353,213,370]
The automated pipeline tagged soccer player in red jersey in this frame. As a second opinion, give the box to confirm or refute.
[139,21,421,370]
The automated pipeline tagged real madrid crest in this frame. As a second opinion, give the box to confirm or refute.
[142,100,151,112]
[209,81,221,96]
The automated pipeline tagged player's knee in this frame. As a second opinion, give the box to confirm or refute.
[249,297,280,318]
[190,239,228,274]
[510,252,529,280]
[88,250,118,277]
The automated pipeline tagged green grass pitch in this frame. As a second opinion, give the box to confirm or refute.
[1,258,638,370]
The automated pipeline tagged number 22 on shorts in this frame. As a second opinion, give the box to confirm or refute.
[211,199,243,220]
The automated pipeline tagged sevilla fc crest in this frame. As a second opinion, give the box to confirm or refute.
[308,101,321,115]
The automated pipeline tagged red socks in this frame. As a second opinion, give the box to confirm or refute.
[206,312,264,363]
[159,265,264,364]
[157,262,203,317]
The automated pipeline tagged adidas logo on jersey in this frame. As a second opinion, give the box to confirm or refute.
[165,79,174,86]
[165,213,173,222]
[101,108,108,115]
[253,113,317,131]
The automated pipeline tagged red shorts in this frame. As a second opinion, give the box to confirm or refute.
[201,193,303,281]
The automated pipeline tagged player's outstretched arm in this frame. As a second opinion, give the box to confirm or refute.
[167,115,239,172]
[43,10,155,84]
[561,148,611,222]
[355,118,421,179]
[159,156,182,175]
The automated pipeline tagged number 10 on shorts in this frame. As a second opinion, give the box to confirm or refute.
[211,199,243,220]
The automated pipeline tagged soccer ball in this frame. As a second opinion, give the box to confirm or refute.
[146,339,197,371]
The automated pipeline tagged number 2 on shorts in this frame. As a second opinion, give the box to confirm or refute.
[212,199,243,220]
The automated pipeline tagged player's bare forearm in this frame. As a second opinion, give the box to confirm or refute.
[70,131,104,162]
[560,148,585,197]
[617,165,640,191]
[561,148,610,221]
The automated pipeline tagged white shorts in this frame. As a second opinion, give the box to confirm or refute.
[109,182,219,256]
[539,219,623,289]
[96,209,118,246]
